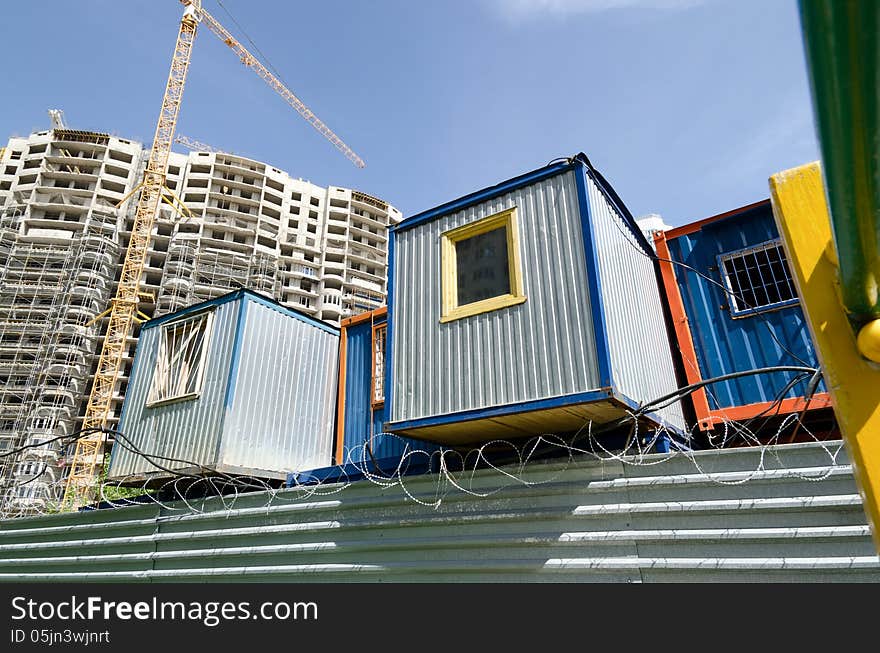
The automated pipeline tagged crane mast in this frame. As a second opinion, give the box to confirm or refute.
[61,5,200,509]
[61,0,365,510]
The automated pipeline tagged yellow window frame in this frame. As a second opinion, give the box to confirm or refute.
[440,207,526,323]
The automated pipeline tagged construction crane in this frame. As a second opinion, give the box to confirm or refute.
[174,134,225,154]
[61,0,365,510]
[48,109,66,130]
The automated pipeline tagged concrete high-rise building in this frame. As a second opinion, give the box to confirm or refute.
[0,124,400,516]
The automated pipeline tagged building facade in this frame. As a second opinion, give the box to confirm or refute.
[0,124,400,515]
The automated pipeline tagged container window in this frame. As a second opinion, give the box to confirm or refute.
[719,240,798,317]
[147,311,214,406]
[372,324,386,406]
[440,207,526,322]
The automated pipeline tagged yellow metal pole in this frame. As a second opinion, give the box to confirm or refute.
[770,162,880,552]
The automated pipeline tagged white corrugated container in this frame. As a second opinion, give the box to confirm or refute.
[386,154,685,444]
[107,289,339,483]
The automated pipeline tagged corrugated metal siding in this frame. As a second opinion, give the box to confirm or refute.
[341,319,439,463]
[584,172,686,430]
[222,299,338,474]
[391,170,601,422]
[109,299,241,478]
[665,204,821,408]
[2,441,878,582]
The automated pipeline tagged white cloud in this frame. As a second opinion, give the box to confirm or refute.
[489,0,708,21]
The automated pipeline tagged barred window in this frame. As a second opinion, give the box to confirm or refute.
[720,240,797,316]
[372,324,386,406]
[147,311,214,405]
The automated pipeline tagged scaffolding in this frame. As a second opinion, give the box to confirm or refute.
[155,235,199,315]
[162,247,280,307]
[0,205,118,517]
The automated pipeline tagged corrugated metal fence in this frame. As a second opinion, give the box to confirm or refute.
[1,441,878,582]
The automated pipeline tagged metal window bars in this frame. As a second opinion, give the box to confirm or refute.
[720,240,798,316]
[147,311,214,405]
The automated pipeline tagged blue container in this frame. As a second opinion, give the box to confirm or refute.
[334,308,440,474]
[654,200,830,429]
[109,289,340,484]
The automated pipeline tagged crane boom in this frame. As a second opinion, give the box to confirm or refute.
[191,3,366,169]
[175,134,222,153]
[61,5,200,509]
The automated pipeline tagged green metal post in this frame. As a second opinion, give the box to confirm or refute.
[798,0,880,324]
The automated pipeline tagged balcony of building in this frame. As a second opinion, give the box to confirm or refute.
[327,208,350,224]
[199,235,253,256]
[214,157,266,178]
[24,206,88,225]
[346,265,385,284]
[69,284,105,302]
[31,186,95,206]
[248,268,278,286]
[75,246,115,269]
[64,303,100,325]
[39,166,101,184]
[204,209,260,232]
[30,403,76,423]
[350,190,389,213]
[208,190,261,212]
[350,207,389,229]
[156,296,190,315]
[319,288,343,314]
[42,361,88,381]
[73,262,114,285]
[285,282,319,300]
[44,149,103,169]
[324,238,347,256]
[346,275,383,294]
[348,222,388,243]
[322,263,346,285]
[346,246,386,266]
[160,276,194,296]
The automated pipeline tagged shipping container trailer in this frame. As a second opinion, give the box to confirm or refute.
[335,308,441,468]
[384,153,686,445]
[653,199,833,431]
[288,307,442,486]
[108,289,339,485]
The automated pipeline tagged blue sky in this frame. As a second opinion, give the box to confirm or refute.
[1,0,819,226]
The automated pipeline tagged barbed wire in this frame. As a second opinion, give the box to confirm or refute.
[0,368,841,521]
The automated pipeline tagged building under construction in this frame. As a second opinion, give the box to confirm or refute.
[0,122,401,516]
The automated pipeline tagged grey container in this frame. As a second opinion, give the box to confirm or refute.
[108,289,339,484]
[386,154,685,444]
